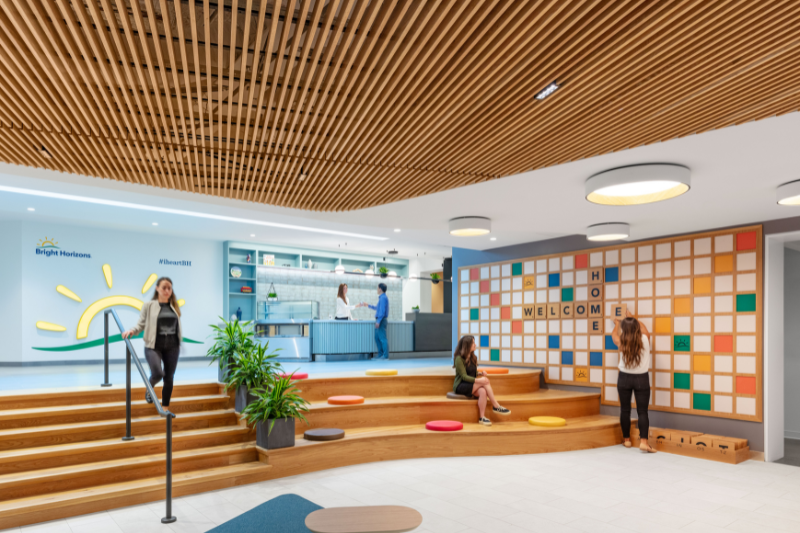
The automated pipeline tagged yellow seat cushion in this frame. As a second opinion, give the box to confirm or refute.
[529,416,566,427]
[365,369,398,376]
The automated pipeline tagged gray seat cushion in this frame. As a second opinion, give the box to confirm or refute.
[446,392,469,400]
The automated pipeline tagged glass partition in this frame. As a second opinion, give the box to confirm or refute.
[258,300,319,320]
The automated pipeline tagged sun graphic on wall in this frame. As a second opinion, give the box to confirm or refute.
[34,264,197,352]
[37,237,59,249]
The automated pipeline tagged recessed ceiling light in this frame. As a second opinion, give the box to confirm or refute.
[449,216,491,237]
[490,237,497,241]
[0,185,388,241]
[777,180,800,205]
[535,81,559,100]
[586,222,630,242]
[152,222,158,226]
[586,164,690,205]
[27,207,35,211]
[394,229,401,232]
[250,234,256,237]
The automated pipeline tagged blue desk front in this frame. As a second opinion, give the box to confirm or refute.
[311,320,413,355]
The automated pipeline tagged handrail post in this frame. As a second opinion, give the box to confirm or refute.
[161,413,177,524]
[101,312,112,387]
[122,345,134,441]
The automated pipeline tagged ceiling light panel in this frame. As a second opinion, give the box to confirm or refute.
[586,164,690,206]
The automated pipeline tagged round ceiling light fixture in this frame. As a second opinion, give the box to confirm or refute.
[449,216,491,237]
[586,164,690,206]
[586,222,630,242]
[776,180,800,205]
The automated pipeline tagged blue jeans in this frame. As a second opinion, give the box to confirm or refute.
[374,318,388,359]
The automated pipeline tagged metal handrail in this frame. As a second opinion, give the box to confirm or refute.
[103,308,177,524]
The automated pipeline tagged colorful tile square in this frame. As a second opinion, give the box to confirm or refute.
[590,352,603,367]
[714,335,733,352]
[654,317,672,334]
[693,392,711,411]
[490,293,500,306]
[480,280,491,293]
[715,255,733,273]
[736,376,757,394]
[470,268,480,280]
[480,335,489,347]
[548,273,560,287]
[674,372,691,390]
[694,355,711,372]
[561,351,574,365]
[694,277,712,294]
[605,335,618,350]
[605,267,619,283]
[737,231,757,251]
[674,335,691,352]
[548,335,560,349]
[501,307,511,320]
[736,294,756,312]
[575,254,588,269]
[490,349,500,362]
[674,297,691,314]
[512,263,523,276]
[512,321,523,334]
[561,287,574,302]
[470,308,479,320]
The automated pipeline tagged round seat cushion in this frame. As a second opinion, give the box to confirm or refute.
[529,416,566,427]
[446,392,469,400]
[279,372,309,380]
[425,420,463,432]
[478,367,509,375]
[365,369,398,376]
[327,395,365,405]
[304,428,345,441]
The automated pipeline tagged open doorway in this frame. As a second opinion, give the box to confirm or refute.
[778,241,800,466]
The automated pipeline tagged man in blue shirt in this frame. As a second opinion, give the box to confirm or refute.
[365,283,389,359]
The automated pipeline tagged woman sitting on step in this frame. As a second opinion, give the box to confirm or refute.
[453,335,510,426]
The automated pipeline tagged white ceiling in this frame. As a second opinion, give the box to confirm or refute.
[1,111,799,257]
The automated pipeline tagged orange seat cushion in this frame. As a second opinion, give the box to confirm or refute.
[279,372,308,380]
[478,367,509,374]
[327,395,364,405]
[425,420,463,432]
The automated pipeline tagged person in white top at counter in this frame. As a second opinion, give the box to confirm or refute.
[335,283,362,320]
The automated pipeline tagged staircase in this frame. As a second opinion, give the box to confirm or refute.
[0,382,272,529]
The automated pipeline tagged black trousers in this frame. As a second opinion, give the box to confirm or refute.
[617,371,650,439]
[144,346,180,406]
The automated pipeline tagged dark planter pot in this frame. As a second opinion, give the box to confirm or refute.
[431,279,440,284]
[380,273,388,278]
[235,385,257,413]
[256,418,295,449]
[217,358,234,383]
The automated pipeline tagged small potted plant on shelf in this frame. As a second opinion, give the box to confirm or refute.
[226,342,283,412]
[412,305,420,313]
[379,266,389,279]
[430,273,441,285]
[206,317,255,383]
[267,292,278,301]
[241,376,310,450]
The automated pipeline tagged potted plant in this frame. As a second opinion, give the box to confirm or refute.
[267,292,278,301]
[226,342,282,412]
[207,317,255,383]
[241,377,310,450]
[378,266,389,279]
[430,273,441,284]
[412,305,420,313]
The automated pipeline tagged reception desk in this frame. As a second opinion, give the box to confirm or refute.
[311,320,413,359]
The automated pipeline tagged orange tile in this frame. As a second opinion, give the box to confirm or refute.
[737,231,757,251]
[501,307,511,320]
[694,355,712,372]
[715,255,733,273]
[490,293,500,306]
[512,321,523,334]
[736,376,756,395]
[674,297,691,314]
[694,277,712,294]
[654,317,671,333]
[714,335,733,352]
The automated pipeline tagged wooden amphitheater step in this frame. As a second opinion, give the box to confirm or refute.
[0,394,231,430]
[0,461,273,530]
[0,442,259,501]
[0,409,239,451]
[299,389,600,434]
[0,382,227,411]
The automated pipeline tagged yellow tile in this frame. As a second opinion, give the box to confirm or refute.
[654,317,672,334]
[694,355,712,372]
[715,255,733,273]
[694,277,711,294]
[674,297,691,314]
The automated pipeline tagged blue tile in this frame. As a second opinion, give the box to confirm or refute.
[561,351,573,365]
[548,273,560,287]
[548,335,560,349]
[605,267,619,283]
[590,352,603,366]
[480,335,489,347]
[605,335,618,350]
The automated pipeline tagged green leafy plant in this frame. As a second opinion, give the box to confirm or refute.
[241,377,310,434]
[225,342,282,392]
[268,292,278,298]
[430,273,441,280]
[206,317,255,370]
[412,305,420,310]
[378,266,389,274]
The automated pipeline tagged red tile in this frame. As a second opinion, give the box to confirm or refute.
[501,307,511,320]
[490,293,500,306]
[480,280,491,293]
[470,268,480,280]
[737,231,757,251]
[512,321,523,334]
[736,376,756,395]
[575,254,588,269]
[714,335,733,353]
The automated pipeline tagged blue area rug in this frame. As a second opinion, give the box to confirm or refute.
[207,494,322,533]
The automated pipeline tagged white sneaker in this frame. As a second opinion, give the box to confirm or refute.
[479,417,492,426]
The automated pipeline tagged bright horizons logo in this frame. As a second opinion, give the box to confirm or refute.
[35,237,91,258]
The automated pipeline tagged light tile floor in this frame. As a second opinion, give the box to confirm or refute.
[5,445,800,533]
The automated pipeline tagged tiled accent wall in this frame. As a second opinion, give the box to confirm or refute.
[257,267,404,321]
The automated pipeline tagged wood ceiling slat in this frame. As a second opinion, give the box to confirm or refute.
[2,0,800,210]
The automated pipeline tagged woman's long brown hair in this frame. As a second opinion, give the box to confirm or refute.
[452,335,477,368]
[619,318,643,368]
[337,283,348,303]
[151,276,181,317]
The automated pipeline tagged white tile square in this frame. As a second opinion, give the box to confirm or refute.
[536,351,547,364]
[502,278,511,291]
[655,353,671,369]
[694,316,711,333]
[481,322,490,334]
[490,334,499,347]
[562,336,574,350]
[737,397,756,416]
[576,351,588,366]
[655,280,671,296]
[549,351,560,365]
[715,395,733,413]
[736,336,756,354]
[460,296,469,308]
[512,305,522,318]
[737,356,756,374]
[738,252,756,271]
[638,263,653,280]
[561,367,574,381]
[715,234,734,253]
[694,374,711,392]
[694,257,711,275]
[638,245,653,262]
[536,289,547,303]
[524,350,534,363]
[737,273,756,292]
[535,335,547,349]
[605,284,619,300]
[480,266,490,279]
[621,247,636,264]
[575,286,588,301]
[549,321,561,334]
[536,321,547,333]
[470,295,480,307]
[694,237,711,255]
[460,323,469,334]
[523,291,534,304]
[562,319,574,334]
[694,296,711,313]
[656,243,671,260]
[501,264,511,277]
[674,317,691,333]
[491,308,500,320]
[674,240,691,257]
[674,278,691,295]
[512,335,523,348]
[590,335,603,350]
[502,336,511,348]
[575,320,588,334]
[491,279,500,292]
[470,281,480,294]
[655,335,670,352]
[674,391,690,409]
[655,261,671,278]
[606,250,619,266]
[620,265,636,281]
[491,265,500,278]
[737,314,756,333]
[501,293,511,305]
[513,277,523,291]
[674,354,691,371]
[605,369,619,384]
[536,259,548,273]
[491,321,501,333]
[481,294,490,306]
[715,295,733,313]
[674,259,691,277]
[480,308,489,321]
[655,390,671,406]
[524,261,535,274]
[655,298,671,315]
[637,299,653,315]
[460,309,469,321]
[590,252,603,267]
[575,270,588,286]
[715,315,733,333]
[715,355,733,373]
[548,367,559,381]
[502,322,511,334]
[549,288,560,302]
[714,375,733,393]
[562,256,574,270]
[590,368,603,383]
[562,271,574,286]
[549,257,560,272]
[715,275,733,293]
[621,283,636,299]
[694,335,711,352]
[605,386,619,402]
[637,281,653,298]
[524,321,536,334]
[606,352,619,368]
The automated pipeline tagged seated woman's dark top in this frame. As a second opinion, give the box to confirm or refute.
[453,356,477,397]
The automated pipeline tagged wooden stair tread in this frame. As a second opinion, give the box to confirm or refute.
[0,462,272,514]
[307,390,599,410]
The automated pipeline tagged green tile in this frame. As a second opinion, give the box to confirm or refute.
[470,308,479,321]
[561,287,574,302]
[490,349,500,362]
[693,393,711,411]
[512,263,522,276]
[674,372,691,390]
[736,293,756,312]
[674,335,691,352]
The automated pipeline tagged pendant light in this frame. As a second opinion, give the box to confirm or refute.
[587,222,630,242]
[777,180,800,205]
[449,217,491,236]
[586,164,690,206]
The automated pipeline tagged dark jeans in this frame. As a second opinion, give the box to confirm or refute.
[335,317,350,320]
[617,371,650,439]
[374,318,388,359]
[144,346,180,406]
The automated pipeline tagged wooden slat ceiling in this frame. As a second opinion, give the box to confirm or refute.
[1,1,799,212]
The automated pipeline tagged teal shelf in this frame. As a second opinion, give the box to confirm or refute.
[229,262,257,266]
[230,277,255,281]
[230,292,256,296]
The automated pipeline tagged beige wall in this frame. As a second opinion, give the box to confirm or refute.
[431,272,444,313]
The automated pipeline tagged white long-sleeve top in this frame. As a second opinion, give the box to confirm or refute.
[335,297,357,319]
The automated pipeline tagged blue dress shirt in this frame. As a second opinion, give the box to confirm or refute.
[368,293,389,324]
